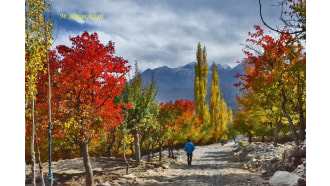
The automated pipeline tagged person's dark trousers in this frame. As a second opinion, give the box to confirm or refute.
[187,153,192,165]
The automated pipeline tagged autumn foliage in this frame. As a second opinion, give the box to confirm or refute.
[26,31,131,185]
[159,99,202,157]
[234,25,305,144]
[25,0,307,185]
[34,32,129,146]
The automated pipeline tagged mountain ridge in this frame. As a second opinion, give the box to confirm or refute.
[141,62,244,109]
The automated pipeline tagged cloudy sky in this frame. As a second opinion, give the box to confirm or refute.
[50,0,286,71]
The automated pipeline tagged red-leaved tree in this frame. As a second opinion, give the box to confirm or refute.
[49,31,130,185]
[235,25,305,145]
[159,99,201,158]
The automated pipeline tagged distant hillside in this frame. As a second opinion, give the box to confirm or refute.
[141,62,244,109]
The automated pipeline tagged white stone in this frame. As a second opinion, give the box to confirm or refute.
[269,171,304,186]
[122,174,136,180]
[162,164,170,169]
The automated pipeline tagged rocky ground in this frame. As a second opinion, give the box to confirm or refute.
[232,140,306,185]
[26,137,306,185]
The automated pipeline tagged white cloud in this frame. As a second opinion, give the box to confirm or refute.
[51,0,283,71]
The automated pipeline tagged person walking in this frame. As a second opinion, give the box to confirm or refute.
[184,139,195,166]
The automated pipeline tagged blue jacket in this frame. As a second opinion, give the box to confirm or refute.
[184,142,195,154]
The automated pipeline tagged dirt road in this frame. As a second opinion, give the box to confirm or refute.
[26,141,269,185]
[133,141,268,185]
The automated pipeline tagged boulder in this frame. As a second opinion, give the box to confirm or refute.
[161,164,170,169]
[269,171,305,186]
[293,164,306,178]
[281,144,306,172]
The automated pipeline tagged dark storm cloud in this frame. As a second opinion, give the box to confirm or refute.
[52,0,283,71]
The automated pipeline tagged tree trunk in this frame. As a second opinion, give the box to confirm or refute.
[106,128,116,157]
[106,143,112,157]
[297,73,306,142]
[298,108,306,142]
[130,142,134,159]
[171,148,174,159]
[159,141,163,161]
[146,142,151,162]
[31,92,36,186]
[81,142,94,186]
[281,89,299,146]
[140,131,146,150]
[170,142,174,158]
[46,37,53,186]
[248,132,252,143]
[36,132,45,186]
[152,143,155,158]
[123,133,129,174]
[146,142,150,162]
[115,136,122,158]
[167,140,174,158]
[132,130,141,166]
[274,120,279,147]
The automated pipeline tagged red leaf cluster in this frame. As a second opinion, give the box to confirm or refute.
[36,31,130,143]
[235,25,305,93]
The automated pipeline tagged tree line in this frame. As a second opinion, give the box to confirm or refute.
[25,0,305,185]
[26,16,233,186]
[25,32,234,185]
[234,0,306,146]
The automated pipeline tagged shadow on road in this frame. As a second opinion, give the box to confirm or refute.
[136,171,265,185]
[132,143,268,185]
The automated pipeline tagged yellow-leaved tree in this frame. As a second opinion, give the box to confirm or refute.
[194,43,210,143]
[25,0,53,185]
[209,63,221,142]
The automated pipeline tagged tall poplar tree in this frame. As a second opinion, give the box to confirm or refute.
[209,63,221,134]
[209,63,232,142]
[219,98,228,136]
[194,43,209,126]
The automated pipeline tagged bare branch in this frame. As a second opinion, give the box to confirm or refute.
[259,0,303,35]
[240,43,263,56]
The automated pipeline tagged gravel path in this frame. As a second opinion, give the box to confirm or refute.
[133,141,269,186]
[26,140,270,185]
